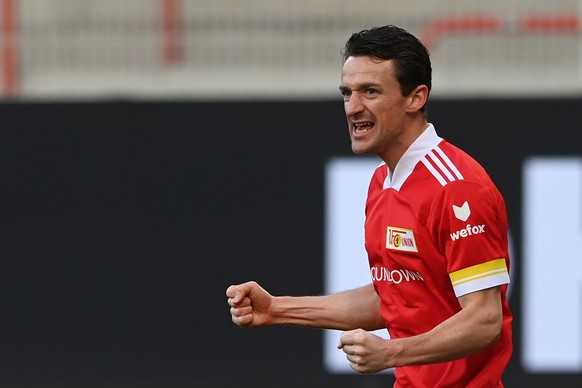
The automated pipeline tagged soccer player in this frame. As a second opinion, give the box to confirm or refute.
[226,25,512,387]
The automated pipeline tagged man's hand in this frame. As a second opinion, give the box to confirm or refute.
[338,328,394,374]
[226,281,273,327]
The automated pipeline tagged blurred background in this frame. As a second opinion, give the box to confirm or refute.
[0,0,581,387]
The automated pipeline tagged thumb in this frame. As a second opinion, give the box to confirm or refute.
[339,329,362,347]
[226,285,246,304]
[227,281,258,304]
[337,330,352,349]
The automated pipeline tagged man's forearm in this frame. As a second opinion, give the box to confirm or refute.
[385,287,503,367]
[269,284,384,331]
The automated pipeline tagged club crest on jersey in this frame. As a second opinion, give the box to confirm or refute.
[386,226,418,253]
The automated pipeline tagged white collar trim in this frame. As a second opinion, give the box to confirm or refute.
[383,124,442,190]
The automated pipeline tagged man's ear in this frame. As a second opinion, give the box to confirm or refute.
[406,85,429,113]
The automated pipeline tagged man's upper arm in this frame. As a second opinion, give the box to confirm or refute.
[458,286,502,322]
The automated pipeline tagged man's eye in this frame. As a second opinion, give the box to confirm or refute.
[365,89,378,95]
[340,91,351,101]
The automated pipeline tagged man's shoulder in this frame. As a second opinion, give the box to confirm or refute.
[435,140,493,184]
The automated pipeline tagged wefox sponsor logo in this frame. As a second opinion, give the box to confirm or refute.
[450,224,486,241]
[370,266,425,284]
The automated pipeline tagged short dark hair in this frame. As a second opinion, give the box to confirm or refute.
[342,25,432,100]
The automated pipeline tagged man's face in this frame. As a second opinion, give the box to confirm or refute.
[340,56,411,162]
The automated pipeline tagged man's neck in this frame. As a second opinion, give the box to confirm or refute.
[382,120,429,172]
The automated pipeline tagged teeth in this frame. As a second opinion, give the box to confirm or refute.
[354,122,372,134]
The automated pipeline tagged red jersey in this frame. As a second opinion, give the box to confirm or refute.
[365,125,512,387]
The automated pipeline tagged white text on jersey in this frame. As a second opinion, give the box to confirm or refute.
[370,266,425,284]
[450,224,486,241]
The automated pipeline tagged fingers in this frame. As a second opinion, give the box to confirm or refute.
[231,306,253,326]
[338,329,390,374]
[226,285,244,304]
[229,295,254,327]
[226,281,259,327]
[338,330,357,352]
[231,304,252,316]
[338,332,362,372]
[227,296,251,308]
[226,281,272,328]
[339,328,366,346]
[226,281,256,305]
[338,329,368,366]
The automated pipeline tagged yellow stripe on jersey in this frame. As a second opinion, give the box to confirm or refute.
[449,258,507,285]
[449,258,510,297]
[451,268,508,287]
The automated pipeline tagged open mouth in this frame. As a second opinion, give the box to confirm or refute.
[353,121,374,134]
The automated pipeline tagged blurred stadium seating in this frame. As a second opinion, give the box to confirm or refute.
[1,0,581,98]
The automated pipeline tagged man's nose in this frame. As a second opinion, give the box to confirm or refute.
[345,93,364,116]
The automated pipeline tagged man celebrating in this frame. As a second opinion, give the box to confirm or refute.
[227,25,512,387]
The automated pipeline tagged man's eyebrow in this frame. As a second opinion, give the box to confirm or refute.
[339,82,382,92]
[358,82,382,89]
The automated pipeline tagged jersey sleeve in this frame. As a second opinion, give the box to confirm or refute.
[432,180,510,297]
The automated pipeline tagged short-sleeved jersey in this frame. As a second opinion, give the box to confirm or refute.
[365,124,512,387]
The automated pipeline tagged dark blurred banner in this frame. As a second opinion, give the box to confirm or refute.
[0,99,580,387]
